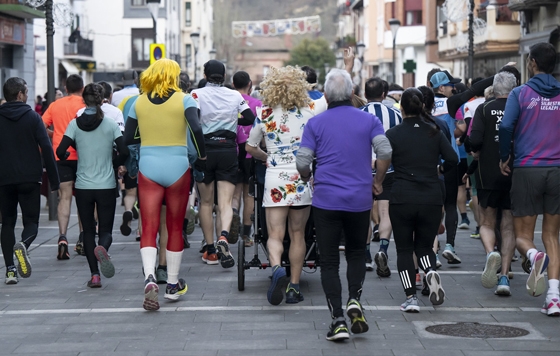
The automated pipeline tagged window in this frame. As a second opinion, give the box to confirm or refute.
[131,28,154,68]
[185,2,191,27]
[405,11,422,26]
[131,0,146,6]
[186,44,192,69]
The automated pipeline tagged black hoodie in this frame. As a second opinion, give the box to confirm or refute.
[0,101,59,189]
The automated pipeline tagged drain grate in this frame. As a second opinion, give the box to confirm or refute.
[425,322,530,339]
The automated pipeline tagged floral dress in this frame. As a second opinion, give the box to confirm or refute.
[247,103,315,207]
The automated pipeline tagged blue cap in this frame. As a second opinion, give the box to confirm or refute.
[430,70,461,88]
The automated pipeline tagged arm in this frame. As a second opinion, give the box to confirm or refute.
[296,123,316,182]
[42,107,54,137]
[185,106,206,159]
[468,105,485,152]
[344,47,355,75]
[439,132,459,172]
[238,108,256,126]
[447,76,494,119]
[245,116,267,161]
[113,136,130,166]
[35,117,60,190]
[56,135,74,161]
[124,101,140,145]
[498,89,520,163]
[371,134,392,194]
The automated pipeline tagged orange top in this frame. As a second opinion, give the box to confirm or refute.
[42,95,85,160]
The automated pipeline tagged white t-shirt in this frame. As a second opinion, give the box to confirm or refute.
[77,103,125,132]
[111,86,140,107]
[463,97,485,119]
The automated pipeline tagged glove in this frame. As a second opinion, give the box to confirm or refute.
[194,158,206,173]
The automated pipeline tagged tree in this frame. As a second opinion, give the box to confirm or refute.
[285,37,336,86]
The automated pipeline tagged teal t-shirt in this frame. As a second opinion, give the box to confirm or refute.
[65,118,122,189]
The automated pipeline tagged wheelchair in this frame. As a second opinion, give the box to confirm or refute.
[237,159,319,291]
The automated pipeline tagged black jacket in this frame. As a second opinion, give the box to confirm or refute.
[0,102,59,189]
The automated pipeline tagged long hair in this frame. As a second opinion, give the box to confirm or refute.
[140,58,181,99]
[402,87,440,136]
[260,66,311,110]
[82,83,104,121]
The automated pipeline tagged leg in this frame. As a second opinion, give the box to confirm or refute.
[265,206,290,305]
[479,205,498,254]
[93,189,117,278]
[514,215,538,257]
[138,173,165,279]
[443,171,460,263]
[216,180,236,237]
[197,181,215,246]
[542,214,560,281]
[17,183,41,249]
[499,210,515,277]
[343,209,370,301]
[0,185,19,268]
[159,206,168,267]
[375,200,392,277]
[390,204,417,297]
[57,181,74,236]
[242,182,254,244]
[287,207,311,285]
[74,189,99,276]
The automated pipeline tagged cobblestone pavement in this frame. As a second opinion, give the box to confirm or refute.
[0,198,558,355]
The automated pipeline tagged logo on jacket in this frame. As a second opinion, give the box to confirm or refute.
[527,97,540,109]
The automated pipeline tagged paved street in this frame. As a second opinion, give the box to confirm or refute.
[0,197,559,356]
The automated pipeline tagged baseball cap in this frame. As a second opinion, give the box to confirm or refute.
[430,71,461,88]
[203,60,225,79]
[122,69,138,86]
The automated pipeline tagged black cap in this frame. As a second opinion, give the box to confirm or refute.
[203,60,225,83]
[443,70,461,84]
[122,69,138,86]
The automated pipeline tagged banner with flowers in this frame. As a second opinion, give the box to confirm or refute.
[232,16,321,38]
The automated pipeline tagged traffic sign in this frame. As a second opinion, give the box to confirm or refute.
[150,43,166,65]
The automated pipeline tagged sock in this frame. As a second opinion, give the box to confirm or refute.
[547,279,560,296]
[140,247,158,280]
[157,265,167,271]
[461,212,467,220]
[288,283,300,292]
[183,219,189,233]
[379,239,389,253]
[243,225,252,237]
[366,243,370,252]
[233,208,239,215]
[166,250,183,285]
[221,230,229,240]
[58,234,67,242]
[207,244,216,254]
[526,248,538,265]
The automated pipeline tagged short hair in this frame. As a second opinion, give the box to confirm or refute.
[3,77,27,102]
[233,71,251,90]
[427,68,441,87]
[324,69,353,102]
[381,80,389,96]
[492,72,517,97]
[65,74,84,94]
[97,81,112,99]
[179,71,190,92]
[364,77,385,100]
[499,65,521,86]
[300,65,317,84]
[197,78,207,88]
[529,42,557,74]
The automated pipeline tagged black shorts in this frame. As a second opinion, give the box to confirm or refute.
[237,158,252,185]
[374,173,394,201]
[57,160,77,183]
[202,150,238,185]
[457,158,468,186]
[511,167,560,217]
[478,189,511,210]
[123,172,138,189]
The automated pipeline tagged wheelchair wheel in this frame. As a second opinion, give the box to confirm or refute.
[237,239,245,291]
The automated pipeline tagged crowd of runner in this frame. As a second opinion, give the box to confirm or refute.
[0,41,558,342]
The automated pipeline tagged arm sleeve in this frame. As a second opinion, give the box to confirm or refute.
[113,136,129,166]
[447,76,494,118]
[371,135,392,160]
[296,121,316,177]
[498,89,520,162]
[56,135,74,161]
[238,108,256,126]
[468,105,485,151]
[184,104,206,158]
[466,159,479,176]
[35,115,60,190]
[124,101,140,145]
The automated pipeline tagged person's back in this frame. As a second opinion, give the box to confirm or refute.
[112,70,140,107]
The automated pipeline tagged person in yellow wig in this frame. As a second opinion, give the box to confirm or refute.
[124,58,206,311]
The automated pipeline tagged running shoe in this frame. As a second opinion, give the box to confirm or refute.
[132,201,139,220]
[365,250,374,271]
[13,242,32,278]
[199,242,208,254]
[374,251,391,277]
[326,320,350,341]
[400,295,420,313]
[87,274,102,288]
[436,254,442,269]
[186,207,196,235]
[521,255,531,274]
[156,268,167,284]
[201,250,219,265]
[182,231,190,249]
[57,236,70,260]
[495,275,511,296]
[120,211,133,236]
[243,235,254,247]
[5,266,18,285]
[481,251,501,288]
[442,243,461,264]
[94,246,115,278]
[372,224,380,242]
[267,266,289,305]
[458,217,470,229]
[229,210,241,244]
[75,241,85,256]
[216,236,235,268]
[526,251,549,297]
[415,273,422,288]
[540,296,560,316]
[426,270,445,306]
[421,277,429,296]
[135,230,141,242]
[285,285,304,304]
[164,278,188,301]
[346,299,368,334]
[143,274,159,311]
[470,227,480,239]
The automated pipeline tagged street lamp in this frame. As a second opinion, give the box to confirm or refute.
[388,18,401,84]
[209,48,216,60]
[324,62,330,83]
[336,53,344,69]
[190,31,200,83]
[356,42,366,89]
[146,0,160,44]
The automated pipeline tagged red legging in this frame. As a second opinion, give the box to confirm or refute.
[138,170,191,252]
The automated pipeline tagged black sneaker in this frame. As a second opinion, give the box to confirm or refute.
[182,231,191,249]
[57,236,70,260]
[285,286,304,304]
[120,211,133,236]
[372,224,380,242]
[365,250,374,271]
[164,278,188,301]
[14,242,32,278]
[421,276,430,296]
[326,320,350,341]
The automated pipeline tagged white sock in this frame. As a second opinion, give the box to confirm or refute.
[547,279,560,297]
[140,247,158,281]
[526,248,538,265]
[166,250,183,285]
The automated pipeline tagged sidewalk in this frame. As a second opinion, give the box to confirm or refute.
[0,198,558,355]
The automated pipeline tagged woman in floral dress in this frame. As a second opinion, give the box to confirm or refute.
[246,66,315,305]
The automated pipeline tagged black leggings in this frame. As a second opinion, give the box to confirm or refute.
[75,188,116,275]
[0,183,41,267]
[390,203,441,296]
[313,207,370,319]
[444,165,458,246]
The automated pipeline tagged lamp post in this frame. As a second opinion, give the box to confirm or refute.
[356,42,366,88]
[45,0,57,220]
[146,0,160,44]
[388,18,401,84]
[190,31,200,83]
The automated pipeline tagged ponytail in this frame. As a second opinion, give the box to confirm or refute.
[82,83,105,122]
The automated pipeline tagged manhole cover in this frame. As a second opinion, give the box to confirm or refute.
[425,322,530,338]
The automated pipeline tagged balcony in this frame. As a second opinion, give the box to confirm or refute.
[64,37,93,58]
[508,0,559,11]
[0,0,44,19]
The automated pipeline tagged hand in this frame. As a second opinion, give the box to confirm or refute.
[472,151,480,159]
[118,166,127,177]
[456,138,463,146]
[300,173,311,183]
[499,156,511,176]
[194,158,206,172]
[372,179,383,196]
[462,173,468,183]
[344,47,355,71]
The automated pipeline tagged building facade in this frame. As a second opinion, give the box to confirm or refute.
[180,0,213,86]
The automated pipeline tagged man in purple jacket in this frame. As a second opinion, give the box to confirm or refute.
[499,42,560,315]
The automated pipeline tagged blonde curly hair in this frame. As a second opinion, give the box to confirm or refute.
[260,66,312,110]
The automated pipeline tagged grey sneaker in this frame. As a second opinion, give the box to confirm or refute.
[156,268,167,284]
[426,270,445,306]
[442,243,461,264]
[481,251,501,288]
[400,295,420,312]
[14,242,32,278]
[5,266,18,285]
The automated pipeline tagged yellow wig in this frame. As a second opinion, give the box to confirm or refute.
[140,58,181,98]
[260,66,312,110]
